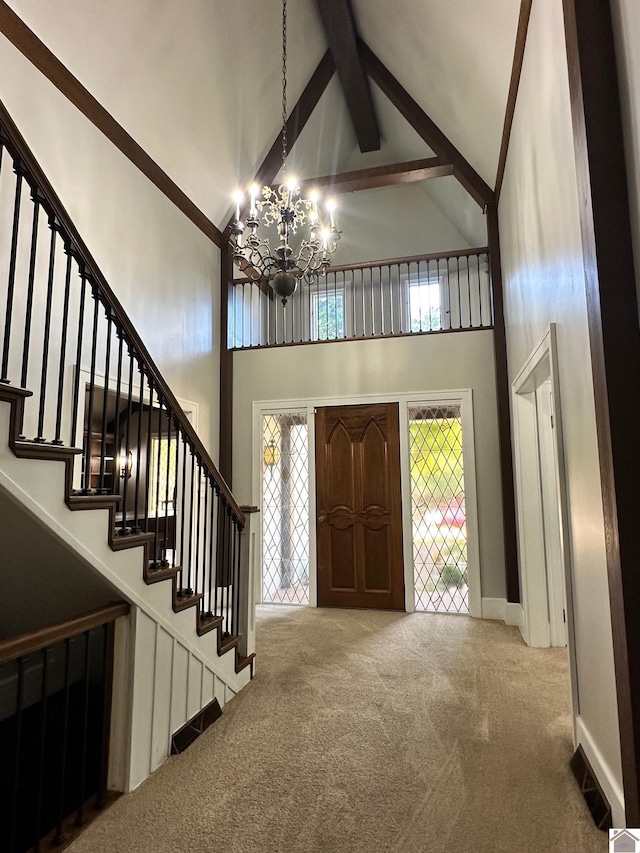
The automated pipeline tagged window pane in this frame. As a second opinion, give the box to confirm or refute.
[410,280,441,332]
[262,414,310,604]
[409,405,468,613]
[312,291,345,340]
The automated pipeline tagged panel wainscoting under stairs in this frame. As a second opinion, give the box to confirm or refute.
[0,396,253,792]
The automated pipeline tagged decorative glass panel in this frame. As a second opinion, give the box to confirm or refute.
[262,413,310,604]
[409,405,468,613]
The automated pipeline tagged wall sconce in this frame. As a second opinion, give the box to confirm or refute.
[263,439,279,467]
[119,450,133,479]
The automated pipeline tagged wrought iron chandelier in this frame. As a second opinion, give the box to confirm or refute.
[229,0,341,305]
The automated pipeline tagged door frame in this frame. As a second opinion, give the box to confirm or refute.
[511,325,579,721]
[252,389,482,616]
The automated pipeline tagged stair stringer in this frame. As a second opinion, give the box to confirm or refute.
[0,399,253,789]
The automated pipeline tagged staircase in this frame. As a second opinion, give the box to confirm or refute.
[0,97,256,813]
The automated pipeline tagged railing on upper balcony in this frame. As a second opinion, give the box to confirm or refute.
[228,248,493,349]
[0,101,245,642]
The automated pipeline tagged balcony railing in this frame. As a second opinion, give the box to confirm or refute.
[228,248,492,349]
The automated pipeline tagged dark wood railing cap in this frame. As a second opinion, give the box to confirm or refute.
[0,601,130,664]
[0,99,244,528]
[232,246,490,284]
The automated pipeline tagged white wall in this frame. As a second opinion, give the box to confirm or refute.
[330,180,473,266]
[0,488,117,638]
[499,0,623,821]
[0,37,221,459]
[232,330,506,600]
[126,608,235,791]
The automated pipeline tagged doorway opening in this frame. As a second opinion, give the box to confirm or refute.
[261,412,310,604]
[408,404,469,613]
[512,325,574,653]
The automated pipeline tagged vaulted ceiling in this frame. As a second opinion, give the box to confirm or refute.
[2,0,522,250]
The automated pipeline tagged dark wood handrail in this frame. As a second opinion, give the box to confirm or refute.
[0,99,244,527]
[232,246,489,284]
[0,601,130,664]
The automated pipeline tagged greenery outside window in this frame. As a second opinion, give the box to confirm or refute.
[311,289,345,341]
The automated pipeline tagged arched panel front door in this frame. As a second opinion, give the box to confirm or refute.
[315,402,405,610]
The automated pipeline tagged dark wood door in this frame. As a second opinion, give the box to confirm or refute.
[315,402,405,610]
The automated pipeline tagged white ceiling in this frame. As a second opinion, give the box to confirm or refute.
[5,0,521,245]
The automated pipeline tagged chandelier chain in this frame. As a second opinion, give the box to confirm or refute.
[281,0,288,175]
[229,0,342,304]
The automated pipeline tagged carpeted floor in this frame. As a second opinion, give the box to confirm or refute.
[68,606,605,852]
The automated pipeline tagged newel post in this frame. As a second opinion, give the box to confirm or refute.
[238,506,260,660]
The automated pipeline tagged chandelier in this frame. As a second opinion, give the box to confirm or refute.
[229,0,341,305]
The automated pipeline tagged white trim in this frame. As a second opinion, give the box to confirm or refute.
[253,405,314,606]
[252,389,482,617]
[512,324,579,731]
[576,716,625,827]
[480,598,523,627]
[505,602,524,627]
[481,597,506,622]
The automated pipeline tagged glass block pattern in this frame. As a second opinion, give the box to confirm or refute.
[408,405,468,613]
[262,413,310,604]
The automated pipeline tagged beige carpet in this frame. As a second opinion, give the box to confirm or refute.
[68,606,605,852]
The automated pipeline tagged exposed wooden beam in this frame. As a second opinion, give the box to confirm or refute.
[298,156,453,195]
[226,49,336,234]
[495,0,533,200]
[255,50,336,191]
[0,1,223,248]
[314,0,380,152]
[563,0,640,825]
[358,39,495,210]
[486,204,520,604]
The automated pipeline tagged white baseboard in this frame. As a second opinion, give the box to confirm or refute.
[576,716,625,827]
[505,602,524,627]
[481,597,524,628]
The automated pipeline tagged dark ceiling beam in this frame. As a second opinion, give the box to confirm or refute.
[0,0,224,248]
[298,156,453,195]
[255,49,336,188]
[358,39,495,210]
[314,0,380,152]
[495,0,533,200]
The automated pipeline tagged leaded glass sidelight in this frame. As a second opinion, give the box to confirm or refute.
[408,405,468,613]
[261,413,310,604]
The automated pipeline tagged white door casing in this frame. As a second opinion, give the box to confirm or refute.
[512,324,578,723]
[252,390,482,618]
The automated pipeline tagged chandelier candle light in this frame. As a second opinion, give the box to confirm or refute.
[229,0,341,305]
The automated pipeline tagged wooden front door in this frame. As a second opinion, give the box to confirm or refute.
[315,403,405,610]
